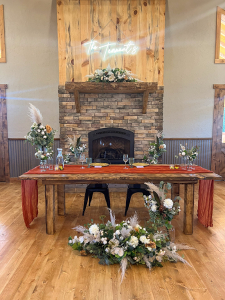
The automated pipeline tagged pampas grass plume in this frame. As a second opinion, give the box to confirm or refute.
[28,103,43,124]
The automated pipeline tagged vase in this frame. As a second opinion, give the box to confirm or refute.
[39,160,47,171]
[181,157,187,170]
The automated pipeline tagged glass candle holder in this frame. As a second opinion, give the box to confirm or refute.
[129,157,135,167]
[86,157,92,168]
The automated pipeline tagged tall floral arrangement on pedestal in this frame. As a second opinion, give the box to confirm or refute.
[25,104,56,159]
[67,135,86,155]
[143,131,166,164]
[175,144,199,164]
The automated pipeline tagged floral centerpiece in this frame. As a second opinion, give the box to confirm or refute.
[68,183,193,283]
[67,135,86,155]
[144,182,181,233]
[25,104,56,161]
[69,210,192,283]
[143,131,166,164]
[176,144,199,163]
[86,64,138,83]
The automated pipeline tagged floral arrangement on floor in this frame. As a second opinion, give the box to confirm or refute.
[143,131,166,164]
[144,181,181,232]
[86,64,138,83]
[69,211,193,283]
[25,104,56,155]
[176,144,199,162]
[68,182,193,283]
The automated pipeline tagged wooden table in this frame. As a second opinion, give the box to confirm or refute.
[19,167,221,235]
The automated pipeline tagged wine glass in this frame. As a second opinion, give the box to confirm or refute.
[80,153,86,169]
[123,154,128,169]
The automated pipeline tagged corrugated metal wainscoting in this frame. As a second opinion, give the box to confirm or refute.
[162,139,212,170]
[9,140,60,178]
[9,138,212,178]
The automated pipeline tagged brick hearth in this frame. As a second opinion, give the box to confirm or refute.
[58,85,163,160]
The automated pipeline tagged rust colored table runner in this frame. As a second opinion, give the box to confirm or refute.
[24,164,213,175]
[21,165,214,229]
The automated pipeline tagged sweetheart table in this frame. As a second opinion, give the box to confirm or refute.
[19,165,221,235]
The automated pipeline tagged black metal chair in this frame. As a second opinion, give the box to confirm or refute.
[82,159,111,215]
[125,184,151,216]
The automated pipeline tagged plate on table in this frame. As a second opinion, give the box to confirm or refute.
[132,163,149,168]
[90,163,109,167]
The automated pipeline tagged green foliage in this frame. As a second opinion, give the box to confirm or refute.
[143,131,166,164]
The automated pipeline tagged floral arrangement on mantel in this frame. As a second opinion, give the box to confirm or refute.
[68,182,193,282]
[25,104,56,158]
[86,64,138,83]
[143,131,166,164]
[176,144,199,162]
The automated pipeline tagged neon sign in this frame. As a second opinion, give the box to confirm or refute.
[84,40,139,61]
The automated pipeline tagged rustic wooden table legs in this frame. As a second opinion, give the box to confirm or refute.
[45,184,55,234]
[57,185,65,216]
[183,183,195,235]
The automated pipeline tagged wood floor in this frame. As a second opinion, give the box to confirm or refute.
[0,181,225,300]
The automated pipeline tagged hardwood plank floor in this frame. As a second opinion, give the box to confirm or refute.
[0,181,225,300]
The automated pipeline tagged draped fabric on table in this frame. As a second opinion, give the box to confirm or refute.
[21,180,38,228]
[198,180,214,227]
[21,165,214,228]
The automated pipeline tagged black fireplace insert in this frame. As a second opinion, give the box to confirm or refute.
[88,128,134,164]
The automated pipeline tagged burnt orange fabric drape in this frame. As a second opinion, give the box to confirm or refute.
[21,180,38,228]
[198,180,214,227]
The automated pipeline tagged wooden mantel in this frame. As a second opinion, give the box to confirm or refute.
[65,82,158,114]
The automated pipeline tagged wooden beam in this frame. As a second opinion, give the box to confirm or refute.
[183,183,195,235]
[74,90,80,113]
[65,82,158,114]
[142,90,150,114]
[45,185,55,234]
[0,5,6,63]
[57,184,65,216]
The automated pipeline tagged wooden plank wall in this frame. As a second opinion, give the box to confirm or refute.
[56,0,166,85]
[0,84,9,182]
[211,84,225,178]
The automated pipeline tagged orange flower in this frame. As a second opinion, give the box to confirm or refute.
[46,125,52,133]
[159,144,164,149]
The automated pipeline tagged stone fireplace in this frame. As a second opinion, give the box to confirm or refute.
[58,85,163,160]
[89,127,134,164]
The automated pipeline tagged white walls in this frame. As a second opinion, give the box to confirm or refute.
[1,0,225,138]
[0,0,59,138]
[164,0,225,138]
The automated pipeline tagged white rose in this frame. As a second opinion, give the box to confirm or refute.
[181,146,185,151]
[151,204,157,212]
[79,236,84,243]
[115,230,120,235]
[163,144,166,149]
[41,131,45,135]
[43,136,47,139]
[89,224,99,235]
[118,248,124,257]
[156,255,162,262]
[163,198,173,209]
[139,236,150,244]
[182,151,186,156]
[128,236,139,248]
[68,240,72,244]
[108,74,115,82]
[37,129,41,132]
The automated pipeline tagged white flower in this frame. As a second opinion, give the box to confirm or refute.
[79,236,84,243]
[118,248,124,257]
[139,236,150,244]
[41,155,45,159]
[182,151,186,156]
[37,129,41,132]
[96,69,104,76]
[105,248,110,253]
[163,144,166,149]
[108,74,115,82]
[101,237,107,245]
[89,224,99,235]
[151,204,157,212]
[68,240,72,244]
[43,136,47,139]
[156,255,162,262]
[115,230,120,235]
[159,250,165,256]
[163,199,173,209]
[41,131,45,135]
[181,145,185,150]
[147,247,152,251]
[106,63,112,72]
[128,236,139,248]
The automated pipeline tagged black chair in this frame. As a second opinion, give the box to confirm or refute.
[82,158,111,215]
[125,184,150,216]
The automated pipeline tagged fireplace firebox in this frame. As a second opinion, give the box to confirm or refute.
[88,128,134,164]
